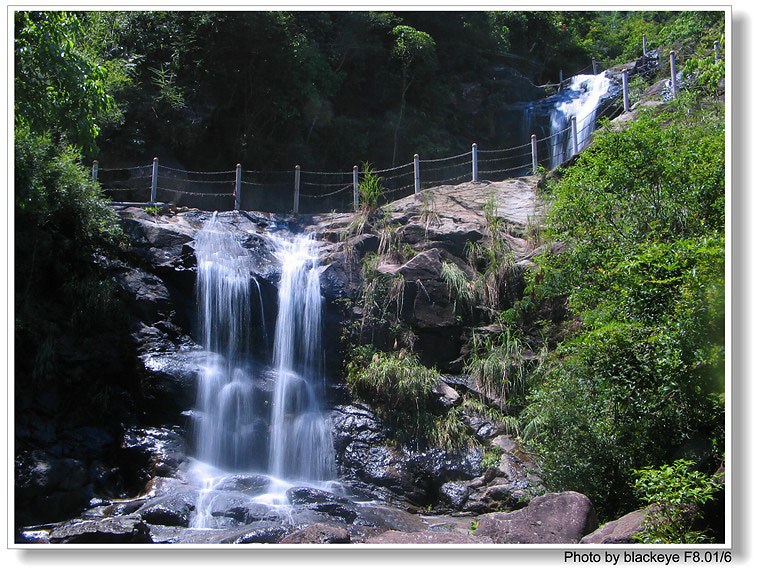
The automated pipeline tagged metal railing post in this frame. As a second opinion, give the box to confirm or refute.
[91,160,99,181]
[234,163,242,211]
[414,154,420,194]
[150,157,158,204]
[622,69,630,112]
[643,34,648,56]
[714,40,720,62]
[352,165,359,211]
[293,165,300,214]
[570,117,578,156]
[669,50,678,99]
[531,135,538,175]
[558,69,563,92]
[471,143,478,182]
[592,57,598,75]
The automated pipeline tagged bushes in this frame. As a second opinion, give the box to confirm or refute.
[519,100,725,522]
[15,127,129,422]
[633,459,723,543]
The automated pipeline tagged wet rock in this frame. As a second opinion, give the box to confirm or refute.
[120,212,196,266]
[136,491,196,527]
[223,525,292,544]
[121,426,188,481]
[439,481,471,510]
[214,474,271,494]
[280,523,351,544]
[49,515,153,544]
[475,491,598,544]
[108,261,173,323]
[287,487,350,506]
[209,499,283,526]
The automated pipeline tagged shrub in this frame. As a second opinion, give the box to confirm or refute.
[633,459,722,543]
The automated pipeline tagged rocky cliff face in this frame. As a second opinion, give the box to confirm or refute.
[17,177,629,545]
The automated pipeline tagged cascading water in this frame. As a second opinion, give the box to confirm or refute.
[192,215,268,471]
[549,72,614,168]
[268,234,336,483]
[189,216,336,529]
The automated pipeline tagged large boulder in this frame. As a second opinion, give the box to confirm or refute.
[280,523,351,544]
[580,509,646,544]
[49,516,153,544]
[475,491,598,544]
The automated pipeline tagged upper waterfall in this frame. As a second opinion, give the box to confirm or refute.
[549,72,614,168]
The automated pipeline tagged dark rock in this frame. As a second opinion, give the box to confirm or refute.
[332,405,388,450]
[283,487,360,524]
[365,530,491,544]
[222,525,292,544]
[137,346,207,421]
[286,487,350,506]
[121,426,187,481]
[206,497,283,525]
[352,504,427,533]
[15,450,93,525]
[439,481,471,510]
[475,491,598,544]
[348,233,380,256]
[109,262,173,323]
[49,516,153,544]
[580,509,646,544]
[136,491,196,527]
[280,523,351,544]
[213,474,271,494]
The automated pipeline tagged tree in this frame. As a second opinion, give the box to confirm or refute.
[390,25,436,165]
[15,11,121,156]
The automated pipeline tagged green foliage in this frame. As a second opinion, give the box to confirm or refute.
[346,347,435,444]
[15,127,130,423]
[358,163,385,213]
[347,348,437,411]
[520,100,725,520]
[440,261,477,316]
[633,460,722,543]
[15,11,122,156]
[346,347,476,450]
[684,54,725,97]
[15,126,123,251]
[480,445,503,470]
[466,329,532,409]
[391,25,436,68]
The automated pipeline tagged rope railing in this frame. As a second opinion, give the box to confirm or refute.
[99,40,705,214]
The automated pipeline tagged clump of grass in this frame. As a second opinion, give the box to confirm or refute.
[466,329,531,408]
[347,347,454,448]
[359,162,384,213]
[347,348,438,411]
[441,260,477,316]
[431,406,476,451]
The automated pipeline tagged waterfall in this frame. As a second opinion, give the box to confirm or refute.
[192,215,270,471]
[549,72,613,168]
[268,234,336,483]
[190,218,335,529]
